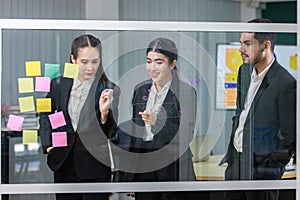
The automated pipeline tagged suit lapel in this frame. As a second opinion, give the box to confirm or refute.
[252,62,278,110]
[60,78,73,123]
[239,64,252,111]
[162,91,177,116]
[243,61,278,125]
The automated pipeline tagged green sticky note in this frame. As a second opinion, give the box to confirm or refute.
[45,63,60,78]
[23,130,38,144]
[18,78,34,93]
[63,63,79,79]
[25,61,41,76]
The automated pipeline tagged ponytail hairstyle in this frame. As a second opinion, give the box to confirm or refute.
[146,37,178,70]
[70,34,109,87]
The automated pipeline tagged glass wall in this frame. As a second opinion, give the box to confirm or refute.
[0,19,298,200]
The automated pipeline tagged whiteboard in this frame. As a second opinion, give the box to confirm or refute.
[216,44,297,110]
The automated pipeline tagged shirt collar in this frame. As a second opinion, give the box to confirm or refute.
[72,76,95,90]
[152,79,172,95]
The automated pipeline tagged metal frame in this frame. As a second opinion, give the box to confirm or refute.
[0,18,298,198]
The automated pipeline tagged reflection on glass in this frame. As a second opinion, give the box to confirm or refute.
[14,143,40,173]
[1,29,296,193]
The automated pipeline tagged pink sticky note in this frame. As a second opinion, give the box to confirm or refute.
[52,132,67,147]
[6,114,24,131]
[35,77,51,92]
[48,111,66,129]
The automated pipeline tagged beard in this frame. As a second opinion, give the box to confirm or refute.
[242,48,264,66]
[253,50,264,65]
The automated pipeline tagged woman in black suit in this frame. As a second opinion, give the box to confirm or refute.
[120,37,197,200]
[39,34,120,200]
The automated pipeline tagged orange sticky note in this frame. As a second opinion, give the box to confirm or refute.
[25,61,41,76]
[19,96,35,112]
[18,78,34,93]
[23,130,38,144]
[36,98,52,112]
[63,63,79,79]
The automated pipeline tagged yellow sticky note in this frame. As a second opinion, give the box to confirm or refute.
[36,98,52,113]
[63,63,79,79]
[25,61,41,76]
[18,78,34,93]
[23,130,38,144]
[290,55,297,71]
[19,96,35,112]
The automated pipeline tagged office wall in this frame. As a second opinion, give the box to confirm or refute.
[0,0,85,19]
[0,0,85,105]
[262,2,297,45]
[119,0,241,22]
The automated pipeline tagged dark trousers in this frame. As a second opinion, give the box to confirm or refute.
[225,190,279,200]
[53,150,110,200]
[225,150,280,200]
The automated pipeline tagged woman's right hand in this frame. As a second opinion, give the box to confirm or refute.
[139,110,157,126]
[99,89,114,123]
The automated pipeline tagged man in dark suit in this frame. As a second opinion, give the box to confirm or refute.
[222,18,296,200]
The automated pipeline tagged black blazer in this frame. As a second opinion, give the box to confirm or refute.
[118,70,197,181]
[223,60,296,180]
[39,75,120,180]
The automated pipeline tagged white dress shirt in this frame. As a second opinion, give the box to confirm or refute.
[233,59,274,152]
[143,80,172,141]
[68,76,95,131]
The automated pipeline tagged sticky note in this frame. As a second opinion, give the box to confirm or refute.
[6,114,24,131]
[36,98,51,112]
[45,63,60,78]
[290,55,297,71]
[52,132,67,147]
[48,111,66,129]
[22,130,38,144]
[25,61,41,76]
[18,78,34,93]
[19,96,35,112]
[63,63,79,79]
[35,77,51,92]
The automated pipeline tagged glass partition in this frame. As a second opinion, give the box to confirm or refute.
[0,20,298,200]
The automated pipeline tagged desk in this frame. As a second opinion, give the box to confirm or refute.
[193,154,296,181]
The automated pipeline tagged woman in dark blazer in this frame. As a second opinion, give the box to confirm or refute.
[39,34,120,200]
[119,37,197,200]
